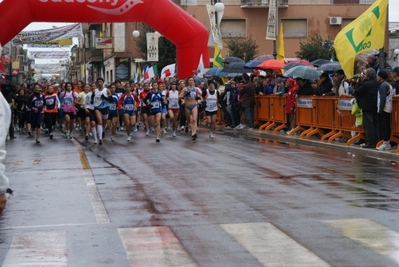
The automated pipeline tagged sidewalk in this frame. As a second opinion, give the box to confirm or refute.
[216,126,399,162]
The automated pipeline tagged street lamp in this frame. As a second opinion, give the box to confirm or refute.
[132,23,140,38]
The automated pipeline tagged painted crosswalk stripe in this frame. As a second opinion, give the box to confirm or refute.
[118,227,198,267]
[2,231,67,267]
[323,218,399,264]
[220,222,330,267]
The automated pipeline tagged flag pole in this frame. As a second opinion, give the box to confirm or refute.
[273,0,278,59]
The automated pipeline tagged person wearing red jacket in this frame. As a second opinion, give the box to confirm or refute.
[284,78,298,135]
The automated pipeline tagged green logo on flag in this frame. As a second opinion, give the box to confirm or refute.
[345,6,380,53]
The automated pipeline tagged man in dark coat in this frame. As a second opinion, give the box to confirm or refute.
[239,73,255,128]
[354,68,380,148]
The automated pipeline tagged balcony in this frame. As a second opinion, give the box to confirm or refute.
[241,0,289,8]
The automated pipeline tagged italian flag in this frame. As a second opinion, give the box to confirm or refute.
[144,65,158,80]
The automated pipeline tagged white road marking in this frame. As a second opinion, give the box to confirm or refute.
[2,231,67,267]
[118,227,198,267]
[72,139,110,224]
[324,218,399,264]
[220,222,330,267]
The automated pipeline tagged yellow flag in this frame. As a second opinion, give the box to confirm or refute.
[277,23,285,63]
[213,44,224,68]
[334,0,387,78]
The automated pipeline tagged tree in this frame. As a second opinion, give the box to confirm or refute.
[135,23,176,71]
[295,34,334,62]
[225,36,259,62]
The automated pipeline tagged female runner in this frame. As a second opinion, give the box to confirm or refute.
[179,77,203,140]
[118,83,140,141]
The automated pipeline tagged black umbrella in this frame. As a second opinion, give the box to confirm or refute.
[222,57,245,64]
[317,61,342,72]
[310,59,331,67]
[222,62,247,74]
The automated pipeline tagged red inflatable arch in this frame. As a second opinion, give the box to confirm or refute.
[0,0,210,79]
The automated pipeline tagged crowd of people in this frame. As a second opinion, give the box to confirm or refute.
[1,60,399,150]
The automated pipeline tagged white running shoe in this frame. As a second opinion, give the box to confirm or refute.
[127,136,131,141]
[145,131,149,136]
[111,136,115,142]
[94,139,98,144]
[172,131,176,137]
[376,142,391,151]
[209,132,214,139]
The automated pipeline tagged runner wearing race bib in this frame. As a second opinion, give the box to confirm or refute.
[144,82,165,142]
[44,84,60,139]
[166,81,180,137]
[93,77,112,145]
[204,80,220,139]
[179,77,203,141]
[118,83,140,141]
[159,82,168,135]
[27,84,46,144]
[82,82,99,143]
[106,84,119,142]
[139,83,151,136]
[62,82,79,140]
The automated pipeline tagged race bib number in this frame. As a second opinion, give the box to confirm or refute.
[46,98,54,106]
[124,103,134,111]
[109,103,117,111]
[64,99,73,106]
[208,102,217,110]
[151,102,160,109]
[169,99,179,108]
[35,101,43,107]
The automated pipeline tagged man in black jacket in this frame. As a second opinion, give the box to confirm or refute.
[354,68,380,148]
[295,77,314,95]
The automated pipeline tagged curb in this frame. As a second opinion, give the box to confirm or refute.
[215,126,399,162]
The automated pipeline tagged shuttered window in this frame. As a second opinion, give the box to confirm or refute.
[221,19,247,38]
[282,19,307,38]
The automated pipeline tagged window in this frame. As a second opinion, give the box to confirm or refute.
[221,19,246,38]
[281,19,307,38]
[342,18,355,28]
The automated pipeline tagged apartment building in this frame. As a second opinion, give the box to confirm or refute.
[74,0,375,83]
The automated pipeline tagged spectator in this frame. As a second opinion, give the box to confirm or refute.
[275,75,285,95]
[376,70,394,151]
[375,52,393,71]
[366,54,378,72]
[222,79,238,128]
[284,78,298,134]
[239,73,255,129]
[354,68,380,148]
[314,73,333,96]
[295,78,314,95]
[328,70,350,96]
[0,83,17,139]
[254,76,265,95]
[0,91,10,213]
[392,67,399,95]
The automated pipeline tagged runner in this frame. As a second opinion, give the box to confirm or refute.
[93,77,112,145]
[166,81,180,137]
[115,79,125,131]
[24,89,33,136]
[204,80,220,139]
[82,82,98,143]
[80,84,92,141]
[179,77,203,140]
[15,88,27,133]
[106,83,119,142]
[62,82,78,140]
[118,83,140,141]
[144,82,165,142]
[139,82,151,136]
[75,80,85,132]
[27,84,46,144]
[159,82,168,134]
[44,84,60,139]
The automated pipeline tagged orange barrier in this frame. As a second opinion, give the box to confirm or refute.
[304,96,335,140]
[252,95,399,152]
[390,97,399,153]
[215,108,226,126]
[290,96,313,136]
[264,95,287,133]
[256,95,271,130]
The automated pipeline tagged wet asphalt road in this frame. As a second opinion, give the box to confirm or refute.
[0,127,398,267]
